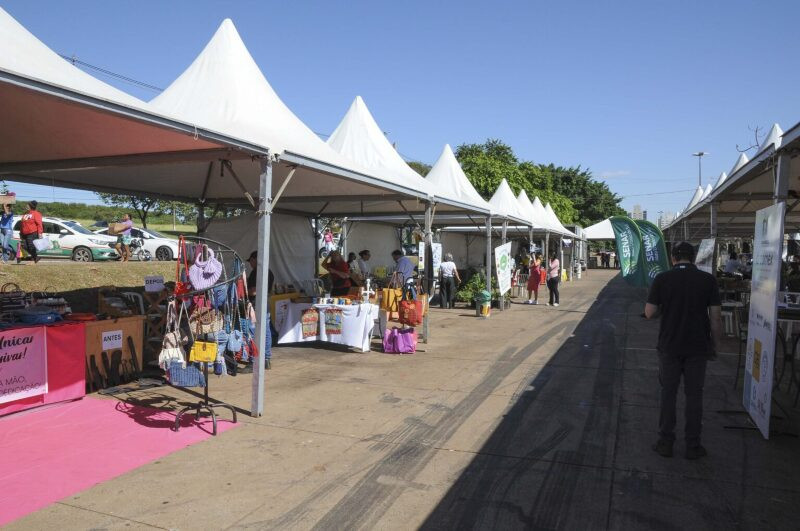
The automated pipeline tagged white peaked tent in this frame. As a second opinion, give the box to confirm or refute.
[516,190,547,229]
[729,153,750,178]
[488,179,530,225]
[757,123,783,153]
[701,183,713,200]
[714,171,728,189]
[545,203,578,237]
[685,185,704,210]
[585,219,615,240]
[531,197,558,232]
[426,144,493,214]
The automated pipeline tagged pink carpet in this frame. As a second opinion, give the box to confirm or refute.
[0,396,238,526]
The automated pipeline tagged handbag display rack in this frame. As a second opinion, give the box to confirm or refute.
[170,235,244,436]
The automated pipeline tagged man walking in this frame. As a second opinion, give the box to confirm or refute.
[645,241,722,459]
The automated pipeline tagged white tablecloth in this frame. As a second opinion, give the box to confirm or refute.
[278,302,379,351]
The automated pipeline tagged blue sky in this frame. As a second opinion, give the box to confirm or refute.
[4,0,799,221]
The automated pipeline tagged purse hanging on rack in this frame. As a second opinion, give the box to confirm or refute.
[189,301,223,334]
[174,236,192,298]
[158,300,187,370]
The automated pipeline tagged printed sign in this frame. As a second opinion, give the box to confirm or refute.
[144,275,165,292]
[102,330,123,351]
[695,238,716,275]
[494,242,512,295]
[418,242,443,277]
[274,298,291,334]
[743,203,785,438]
[0,327,47,404]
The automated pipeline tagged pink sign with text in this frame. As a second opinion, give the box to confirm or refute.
[0,327,47,404]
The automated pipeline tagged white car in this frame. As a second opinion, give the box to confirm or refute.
[12,217,118,261]
[93,226,178,261]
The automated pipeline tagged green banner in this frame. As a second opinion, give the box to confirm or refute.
[610,216,647,287]
[635,220,670,286]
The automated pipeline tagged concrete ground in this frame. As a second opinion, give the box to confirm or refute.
[10,270,800,530]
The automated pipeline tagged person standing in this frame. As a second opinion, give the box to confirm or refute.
[525,253,542,305]
[323,228,335,254]
[18,200,43,264]
[438,253,461,309]
[114,213,134,262]
[347,252,363,286]
[0,203,14,263]
[391,249,416,284]
[357,249,371,280]
[322,250,352,296]
[546,251,560,306]
[645,241,722,460]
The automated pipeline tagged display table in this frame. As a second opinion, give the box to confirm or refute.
[84,316,145,382]
[278,302,379,351]
[0,321,86,417]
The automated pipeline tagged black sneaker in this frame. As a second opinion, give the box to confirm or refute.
[685,445,707,460]
[652,439,674,458]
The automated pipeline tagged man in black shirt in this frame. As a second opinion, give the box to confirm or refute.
[645,241,722,459]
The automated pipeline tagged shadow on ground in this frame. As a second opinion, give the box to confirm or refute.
[420,275,800,530]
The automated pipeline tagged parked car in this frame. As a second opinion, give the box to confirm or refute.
[12,217,118,261]
[93,226,177,261]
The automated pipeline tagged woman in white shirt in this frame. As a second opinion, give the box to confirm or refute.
[439,253,462,309]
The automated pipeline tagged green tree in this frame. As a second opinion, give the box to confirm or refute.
[96,193,162,228]
[407,161,432,177]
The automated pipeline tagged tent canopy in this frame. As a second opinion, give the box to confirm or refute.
[425,144,492,216]
[584,218,615,240]
[488,179,531,226]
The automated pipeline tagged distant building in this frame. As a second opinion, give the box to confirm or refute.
[631,205,644,220]
[658,211,675,228]
[642,210,648,221]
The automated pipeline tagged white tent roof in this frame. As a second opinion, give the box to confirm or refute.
[488,179,529,225]
[728,153,749,178]
[545,203,577,237]
[584,218,615,240]
[326,96,433,200]
[685,185,704,210]
[700,183,713,200]
[756,123,783,154]
[713,171,728,189]
[425,144,492,215]
[531,196,559,232]
[516,190,548,229]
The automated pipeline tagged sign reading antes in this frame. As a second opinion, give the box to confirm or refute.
[0,327,47,404]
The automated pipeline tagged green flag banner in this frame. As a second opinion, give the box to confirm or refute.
[635,220,670,286]
[610,216,647,287]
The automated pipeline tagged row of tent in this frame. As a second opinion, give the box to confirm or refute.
[0,9,575,237]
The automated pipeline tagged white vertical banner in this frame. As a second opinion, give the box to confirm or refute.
[743,203,785,439]
[494,242,512,295]
[695,238,716,275]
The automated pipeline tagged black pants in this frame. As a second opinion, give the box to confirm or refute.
[440,276,456,309]
[658,353,707,446]
[21,232,38,261]
[547,277,559,304]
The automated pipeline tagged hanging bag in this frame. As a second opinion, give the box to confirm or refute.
[159,301,187,370]
[188,244,223,291]
[174,236,192,298]
[398,282,423,327]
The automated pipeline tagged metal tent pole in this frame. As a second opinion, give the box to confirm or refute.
[423,202,433,343]
[251,155,272,417]
[485,216,493,294]
[500,220,508,311]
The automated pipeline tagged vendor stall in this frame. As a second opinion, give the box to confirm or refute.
[278,301,379,351]
[0,321,86,416]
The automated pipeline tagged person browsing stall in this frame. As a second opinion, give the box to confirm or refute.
[438,253,461,309]
[18,200,43,264]
[347,252,363,286]
[0,203,14,264]
[322,250,352,296]
[247,251,274,302]
[645,241,723,460]
[357,249,371,279]
[391,249,416,283]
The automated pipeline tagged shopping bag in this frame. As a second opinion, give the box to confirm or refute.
[33,237,52,252]
[394,328,417,353]
[167,359,206,387]
[380,288,402,312]
[398,299,424,327]
[189,340,218,363]
[383,328,398,353]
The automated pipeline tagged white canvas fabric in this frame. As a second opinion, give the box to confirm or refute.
[584,219,615,240]
[701,184,713,200]
[440,231,488,268]
[531,197,560,233]
[714,171,728,189]
[728,153,750,177]
[0,7,146,109]
[488,179,530,225]
[515,190,547,228]
[544,203,577,237]
[425,145,492,214]
[756,123,783,153]
[327,96,433,199]
[685,185,704,210]
[343,221,403,275]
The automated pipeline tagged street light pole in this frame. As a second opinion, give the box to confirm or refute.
[692,151,708,187]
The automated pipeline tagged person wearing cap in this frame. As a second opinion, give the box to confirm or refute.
[438,253,461,309]
[645,241,723,460]
[18,200,43,264]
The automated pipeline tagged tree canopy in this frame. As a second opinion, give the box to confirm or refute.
[454,139,624,226]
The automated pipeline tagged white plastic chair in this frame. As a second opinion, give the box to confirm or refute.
[121,292,145,315]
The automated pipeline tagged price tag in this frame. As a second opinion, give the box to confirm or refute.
[144,275,165,292]
[102,330,123,351]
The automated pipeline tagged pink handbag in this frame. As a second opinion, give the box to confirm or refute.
[383,327,417,354]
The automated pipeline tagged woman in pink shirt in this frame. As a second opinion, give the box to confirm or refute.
[547,251,560,307]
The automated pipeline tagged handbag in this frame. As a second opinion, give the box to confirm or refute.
[167,359,206,387]
[398,299,424,327]
[227,329,243,353]
[189,339,218,363]
[174,236,192,298]
[33,237,52,252]
[188,245,223,290]
[383,327,417,354]
[189,305,223,334]
[159,301,188,370]
[380,287,403,312]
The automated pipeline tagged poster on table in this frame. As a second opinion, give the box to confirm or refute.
[695,238,716,275]
[635,220,670,285]
[0,327,47,405]
[494,242,512,295]
[610,216,647,287]
[743,202,785,439]
[417,242,443,277]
